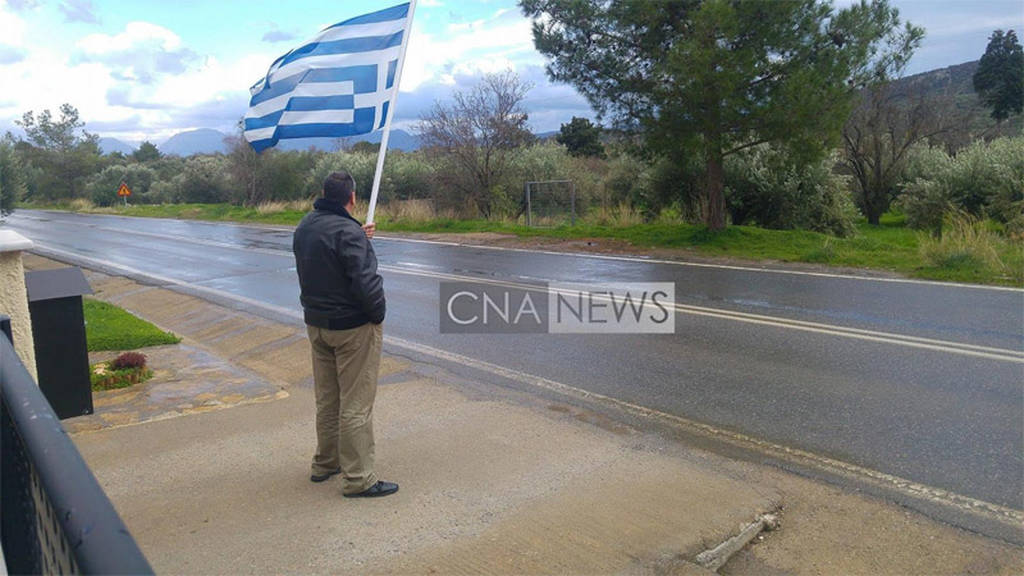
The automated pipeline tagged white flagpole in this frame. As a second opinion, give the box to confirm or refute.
[366,0,416,224]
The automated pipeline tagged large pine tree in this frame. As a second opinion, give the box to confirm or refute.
[973,30,1024,122]
[520,0,921,229]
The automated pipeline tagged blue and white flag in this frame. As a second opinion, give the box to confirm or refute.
[244,3,412,153]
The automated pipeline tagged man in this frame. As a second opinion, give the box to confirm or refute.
[292,171,398,498]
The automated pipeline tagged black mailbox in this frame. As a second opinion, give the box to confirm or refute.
[24,268,94,419]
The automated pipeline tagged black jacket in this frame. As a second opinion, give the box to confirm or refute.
[293,198,386,329]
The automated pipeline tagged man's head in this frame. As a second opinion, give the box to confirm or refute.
[323,171,356,209]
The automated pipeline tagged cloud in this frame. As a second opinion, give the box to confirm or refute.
[402,5,540,91]
[75,22,197,84]
[5,0,39,11]
[58,0,98,24]
[262,28,298,43]
[0,4,27,46]
[0,45,26,64]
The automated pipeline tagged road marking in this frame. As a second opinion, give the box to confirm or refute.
[377,264,1024,363]
[384,335,1023,529]
[19,220,1023,362]
[17,210,1024,292]
[372,235,1024,293]
[28,242,1024,531]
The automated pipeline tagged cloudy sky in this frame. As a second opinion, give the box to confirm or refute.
[0,0,1021,145]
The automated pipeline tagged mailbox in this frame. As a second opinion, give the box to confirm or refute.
[24,267,93,419]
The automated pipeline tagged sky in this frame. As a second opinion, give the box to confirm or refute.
[0,0,1021,145]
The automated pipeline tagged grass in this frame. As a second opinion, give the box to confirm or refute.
[84,299,181,352]
[90,364,153,391]
[24,201,1023,287]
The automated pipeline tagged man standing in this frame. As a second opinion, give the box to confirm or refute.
[293,171,398,498]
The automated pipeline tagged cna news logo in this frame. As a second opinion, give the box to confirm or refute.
[439,282,675,334]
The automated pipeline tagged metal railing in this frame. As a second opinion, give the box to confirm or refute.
[1,314,153,575]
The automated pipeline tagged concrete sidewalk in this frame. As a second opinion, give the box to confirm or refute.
[26,254,1021,575]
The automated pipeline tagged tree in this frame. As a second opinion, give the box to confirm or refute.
[14,103,101,200]
[349,140,381,154]
[556,117,605,158]
[521,0,922,230]
[418,71,534,218]
[842,76,963,224]
[224,126,272,206]
[973,30,1024,122]
[132,141,162,163]
[1,139,29,216]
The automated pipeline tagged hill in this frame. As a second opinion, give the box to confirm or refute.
[159,129,228,156]
[98,137,136,155]
[891,60,1023,135]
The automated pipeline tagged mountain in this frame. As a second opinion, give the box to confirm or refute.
[159,129,228,156]
[98,137,136,156]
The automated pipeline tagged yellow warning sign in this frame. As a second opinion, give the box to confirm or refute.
[117,182,132,197]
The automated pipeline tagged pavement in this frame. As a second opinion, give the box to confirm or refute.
[24,253,1023,575]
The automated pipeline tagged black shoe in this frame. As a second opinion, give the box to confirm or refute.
[310,467,341,483]
[343,480,399,498]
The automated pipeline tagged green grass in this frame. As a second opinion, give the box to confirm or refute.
[90,365,153,391]
[381,214,1022,286]
[84,299,181,352]
[29,202,1022,287]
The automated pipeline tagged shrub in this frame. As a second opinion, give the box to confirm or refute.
[85,164,156,206]
[725,146,857,236]
[178,156,234,204]
[307,151,377,203]
[899,137,1024,231]
[110,351,147,370]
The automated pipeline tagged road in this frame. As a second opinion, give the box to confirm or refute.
[5,210,1023,530]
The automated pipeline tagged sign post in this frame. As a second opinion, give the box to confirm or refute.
[117,181,132,207]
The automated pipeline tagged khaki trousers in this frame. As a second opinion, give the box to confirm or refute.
[307,322,383,494]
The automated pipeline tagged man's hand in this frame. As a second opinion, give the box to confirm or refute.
[362,222,376,239]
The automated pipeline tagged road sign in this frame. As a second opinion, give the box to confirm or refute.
[117,182,132,197]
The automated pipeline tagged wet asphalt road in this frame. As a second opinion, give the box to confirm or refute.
[5,210,1023,514]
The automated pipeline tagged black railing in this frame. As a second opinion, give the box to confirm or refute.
[1,315,153,574]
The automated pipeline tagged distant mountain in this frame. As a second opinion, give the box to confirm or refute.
[159,129,228,156]
[98,137,136,156]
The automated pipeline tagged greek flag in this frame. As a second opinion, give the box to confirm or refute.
[244,3,411,152]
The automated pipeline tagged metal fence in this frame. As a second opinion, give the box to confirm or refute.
[1,314,153,575]
[524,180,576,227]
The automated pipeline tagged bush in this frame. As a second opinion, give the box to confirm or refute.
[178,156,234,204]
[110,351,147,370]
[725,146,857,236]
[85,164,156,206]
[898,137,1024,231]
[506,142,603,222]
[308,151,377,203]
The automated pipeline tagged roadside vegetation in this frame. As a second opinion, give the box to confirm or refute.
[84,299,180,352]
[2,3,1020,286]
[90,351,153,391]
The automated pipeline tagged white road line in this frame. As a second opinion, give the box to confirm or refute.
[377,265,1024,363]
[385,335,1023,528]
[20,220,1023,362]
[371,235,1024,293]
[18,210,1024,292]
[28,242,1024,529]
